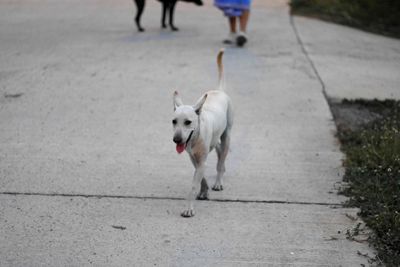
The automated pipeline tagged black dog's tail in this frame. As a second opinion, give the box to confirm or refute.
[217,49,225,91]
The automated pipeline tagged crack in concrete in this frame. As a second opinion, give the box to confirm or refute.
[0,191,342,206]
[289,15,330,104]
[289,15,346,211]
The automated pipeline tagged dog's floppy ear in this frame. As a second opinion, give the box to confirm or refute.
[173,91,183,111]
[193,94,207,115]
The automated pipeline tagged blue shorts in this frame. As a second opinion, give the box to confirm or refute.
[214,0,251,17]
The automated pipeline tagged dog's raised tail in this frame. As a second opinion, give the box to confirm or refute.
[217,49,225,91]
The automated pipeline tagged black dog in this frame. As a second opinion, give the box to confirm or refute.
[133,0,203,32]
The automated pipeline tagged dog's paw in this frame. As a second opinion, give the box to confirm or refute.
[181,209,195,218]
[212,184,223,191]
[196,191,209,200]
[171,26,179,31]
[138,27,145,32]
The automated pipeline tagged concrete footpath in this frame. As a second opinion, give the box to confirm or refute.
[1,0,392,265]
[293,15,400,100]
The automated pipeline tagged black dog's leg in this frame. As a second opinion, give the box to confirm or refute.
[169,0,179,31]
[161,1,168,28]
[134,0,145,32]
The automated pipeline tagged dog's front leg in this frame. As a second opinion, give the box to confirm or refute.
[181,164,205,217]
[169,0,179,31]
[134,0,145,32]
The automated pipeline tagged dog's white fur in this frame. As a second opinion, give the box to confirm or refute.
[172,50,233,217]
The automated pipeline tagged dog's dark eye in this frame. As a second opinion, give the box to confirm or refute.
[172,119,177,125]
[184,120,192,126]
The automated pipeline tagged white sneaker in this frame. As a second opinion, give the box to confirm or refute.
[223,32,236,44]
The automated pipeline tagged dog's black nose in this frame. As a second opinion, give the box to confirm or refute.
[173,136,183,144]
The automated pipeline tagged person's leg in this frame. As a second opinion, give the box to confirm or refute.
[236,10,249,46]
[239,10,249,33]
[229,16,237,33]
[223,16,237,44]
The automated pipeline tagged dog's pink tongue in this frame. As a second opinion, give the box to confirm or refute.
[176,144,185,154]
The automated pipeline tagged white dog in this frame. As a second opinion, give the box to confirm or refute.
[172,49,233,217]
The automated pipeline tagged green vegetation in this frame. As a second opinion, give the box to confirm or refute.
[290,0,400,38]
[335,99,400,265]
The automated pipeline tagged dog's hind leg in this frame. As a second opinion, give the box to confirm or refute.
[214,100,233,191]
[196,177,209,200]
[213,129,230,191]
[169,0,179,31]
[161,1,168,28]
[134,0,145,32]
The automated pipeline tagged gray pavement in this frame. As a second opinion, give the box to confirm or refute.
[0,0,384,265]
[294,15,400,100]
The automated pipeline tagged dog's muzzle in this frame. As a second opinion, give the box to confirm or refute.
[173,136,183,144]
[174,130,194,154]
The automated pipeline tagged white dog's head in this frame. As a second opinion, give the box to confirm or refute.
[172,91,207,154]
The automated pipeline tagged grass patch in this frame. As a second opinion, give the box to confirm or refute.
[331,99,400,265]
[290,0,400,38]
